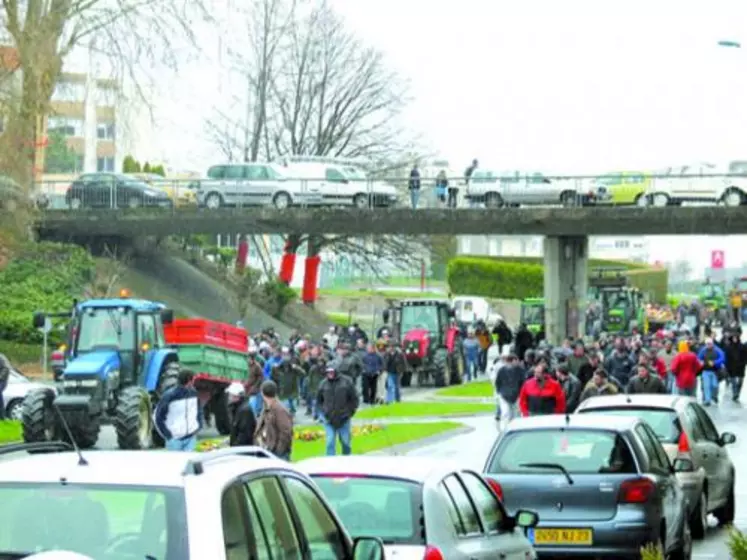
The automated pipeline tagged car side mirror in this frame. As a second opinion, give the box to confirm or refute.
[161,309,174,325]
[515,509,539,528]
[382,309,390,324]
[719,432,737,446]
[673,457,695,473]
[352,536,385,560]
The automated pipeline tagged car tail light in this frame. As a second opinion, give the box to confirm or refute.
[618,478,656,503]
[486,478,504,502]
[678,432,690,453]
[423,546,444,560]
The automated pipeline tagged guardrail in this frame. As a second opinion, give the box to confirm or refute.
[26,172,747,211]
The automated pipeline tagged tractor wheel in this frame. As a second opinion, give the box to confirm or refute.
[114,387,153,450]
[448,347,465,386]
[152,361,180,448]
[22,389,59,444]
[212,389,232,436]
[432,349,448,388]
[70,417,101,449]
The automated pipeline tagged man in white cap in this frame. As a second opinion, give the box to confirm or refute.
[227,382,257,447]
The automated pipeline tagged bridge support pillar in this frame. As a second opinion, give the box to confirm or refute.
[543,236,588,345]
[279,234,302,285]
[302,235,324,306]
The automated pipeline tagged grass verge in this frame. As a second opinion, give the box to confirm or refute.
[354,401,494,420]
[435,380,494,398]
[198,421,464,461]
[325,312,369,327]
[309,287,444,299]
[0,421,23,444]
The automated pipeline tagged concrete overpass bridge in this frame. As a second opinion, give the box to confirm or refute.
[35,206,747,344]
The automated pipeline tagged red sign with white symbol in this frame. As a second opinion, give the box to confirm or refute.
[711,250,725,269]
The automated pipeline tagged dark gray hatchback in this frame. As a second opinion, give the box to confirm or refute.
[483,414,692,559]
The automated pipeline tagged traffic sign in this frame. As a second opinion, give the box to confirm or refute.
[711,250,725,269]
[38,317,52,334]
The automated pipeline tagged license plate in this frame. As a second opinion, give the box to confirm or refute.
[528,528,593,546]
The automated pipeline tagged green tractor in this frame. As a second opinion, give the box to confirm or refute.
[698,280,728,324]
[520,298,545,340]
[588,268,646,334]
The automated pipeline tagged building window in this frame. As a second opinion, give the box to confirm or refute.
[97,157,115,172]
[52,82,85,103]
[97,122,115,140]
[47,117,84,137]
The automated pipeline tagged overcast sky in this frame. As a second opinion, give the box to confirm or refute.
[68,0,747,272]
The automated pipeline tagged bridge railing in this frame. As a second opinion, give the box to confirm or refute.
[31,172,747,211]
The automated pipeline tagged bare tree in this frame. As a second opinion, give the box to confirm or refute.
[0,0,207,186]
[269,2,409,160]
[83,246,130,298]
[205,0,297,163]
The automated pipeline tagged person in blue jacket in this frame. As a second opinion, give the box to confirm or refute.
[697,338,725,406]
[263,346,283,379]
[154,368,204,450]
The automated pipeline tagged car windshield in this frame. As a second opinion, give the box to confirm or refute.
[76,308,135,353]
[0,483,187,559]
[487,429,637,475]
[400,304,439,335]
[578,407,681,444]
[520,304,544,325]
[312,475,424,545]
[343,167,367,180]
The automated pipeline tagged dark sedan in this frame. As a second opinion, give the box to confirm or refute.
[65,173,173,209]
[483,414,692,559]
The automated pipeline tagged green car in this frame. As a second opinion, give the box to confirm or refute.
[520,298,545,335]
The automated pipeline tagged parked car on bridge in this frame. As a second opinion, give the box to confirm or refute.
[464,170,598,208]
[638,163,747,207]
[195,162,328,209]
[65,173,173,209]
[128,172,197,207]
[280,156,399,208]
[593,171,652,205]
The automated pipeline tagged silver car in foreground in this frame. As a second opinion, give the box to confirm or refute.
[300,455,539,560]
[484,414,692,559]
[576,394,736,540]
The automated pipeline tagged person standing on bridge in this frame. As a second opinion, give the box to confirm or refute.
[408,163,421,208]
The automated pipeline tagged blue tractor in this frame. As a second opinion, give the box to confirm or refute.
[22,296,181,450]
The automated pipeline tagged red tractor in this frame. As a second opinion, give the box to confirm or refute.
[382,299,464,387]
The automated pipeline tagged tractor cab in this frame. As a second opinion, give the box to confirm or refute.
[382,299,462,387]
[588,268,642,334]
[520,298,545,335]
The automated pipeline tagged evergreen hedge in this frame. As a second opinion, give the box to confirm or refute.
[447,256,668,302]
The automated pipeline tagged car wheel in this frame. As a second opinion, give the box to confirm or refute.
[652,193,670,207]
[128,196,142,209]
[722,188,743,207]
[273,192,291,210]
[714,483,735,525]
[204,192,223,209]
[69,197,83,210]
[560,191,578,207]
[485,192,503,208]
[689,489,707,540]
[5,399,23,421]
[635,194,649,207]
[353,193,369,209]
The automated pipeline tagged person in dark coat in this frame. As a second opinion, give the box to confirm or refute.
[227,382,257,447]
[361,343,384,404]
[722,333,747,402]
[492,319,513,355]
[626,364,667,395]
[579,368,619,402]
[494,352,525,430]
[555,363,582,412]
[577,351,601,387]
[603,341,636,388]
[317,365,359,456]
[514,324,534,361]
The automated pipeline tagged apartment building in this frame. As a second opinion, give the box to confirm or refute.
[48,72,119,173]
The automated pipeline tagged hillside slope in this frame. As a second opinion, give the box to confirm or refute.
[122,252,327,338]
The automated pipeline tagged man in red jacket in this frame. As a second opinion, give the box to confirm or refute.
[519,362,566,416]
[671,340,702,397]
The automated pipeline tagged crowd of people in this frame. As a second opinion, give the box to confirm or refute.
[154,323,408,459]
[489,322,747,431]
